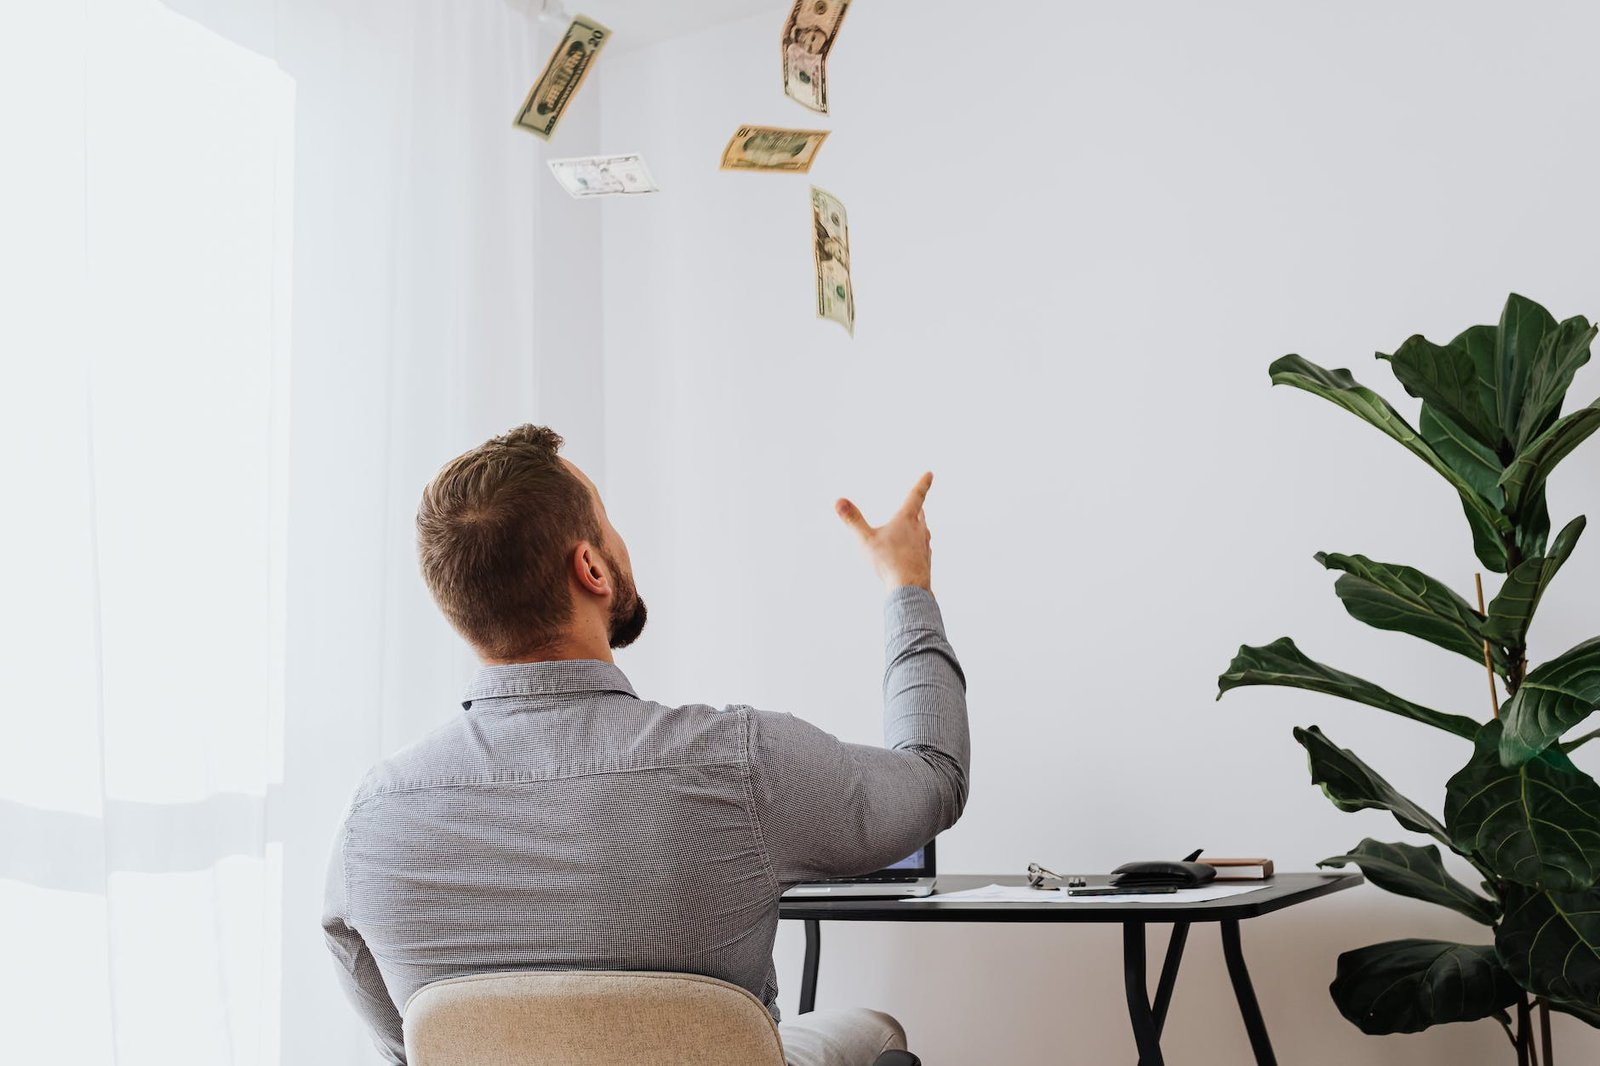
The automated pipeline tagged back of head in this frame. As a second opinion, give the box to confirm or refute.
[416,424,600,660]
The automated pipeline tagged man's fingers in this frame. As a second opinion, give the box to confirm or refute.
[835,498,874,539]
[898,471,934,516]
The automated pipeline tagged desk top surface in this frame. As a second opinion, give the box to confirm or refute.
[778,872,1361,923]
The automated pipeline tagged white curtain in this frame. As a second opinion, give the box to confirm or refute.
[1,1,583,1061]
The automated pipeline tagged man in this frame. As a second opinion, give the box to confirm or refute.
[323,425,969,1066]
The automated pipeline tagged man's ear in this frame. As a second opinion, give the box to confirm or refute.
[571,542,611,598]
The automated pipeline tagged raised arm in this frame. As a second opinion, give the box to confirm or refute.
[747,473,970,884]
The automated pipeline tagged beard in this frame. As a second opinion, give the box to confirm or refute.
[604,551,648,649]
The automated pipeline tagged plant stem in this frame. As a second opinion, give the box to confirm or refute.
[1541,1000,1554,1065]
[1467,855,1499,886]
[1518,996,1539,1066]
[1499,1012,1518,1051]
[1563,727,1600,755]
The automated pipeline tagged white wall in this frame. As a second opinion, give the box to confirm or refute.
[594,2,1600,1063]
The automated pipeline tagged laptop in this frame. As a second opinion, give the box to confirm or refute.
[782,839,938,900]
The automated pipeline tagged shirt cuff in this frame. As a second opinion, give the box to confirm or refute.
[885,584,945,635]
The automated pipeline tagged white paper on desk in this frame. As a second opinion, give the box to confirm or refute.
[900,883,1269,905]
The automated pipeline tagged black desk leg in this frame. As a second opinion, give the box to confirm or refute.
[1123,922,1166,1066]
[1125,921,1190,1066]
[1221,919,1278,1066]
[1150,921,1190,1040]
[799,919,821,1015]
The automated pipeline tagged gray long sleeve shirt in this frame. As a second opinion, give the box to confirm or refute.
[323,586,968,1063]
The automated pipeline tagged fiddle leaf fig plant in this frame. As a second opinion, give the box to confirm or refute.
[1218,294,1600,1058]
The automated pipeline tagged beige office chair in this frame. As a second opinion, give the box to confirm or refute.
[403,970,919,1066]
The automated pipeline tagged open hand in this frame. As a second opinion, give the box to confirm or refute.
[835,472,935,592]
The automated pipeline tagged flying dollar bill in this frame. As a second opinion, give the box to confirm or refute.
[782,0,851,113]
[720,126,830,173]
[548,154,659,198]
[514,14,609,140]
[811,186,854,336]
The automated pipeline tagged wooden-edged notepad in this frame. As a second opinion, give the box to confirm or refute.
[1200,858,1275,880]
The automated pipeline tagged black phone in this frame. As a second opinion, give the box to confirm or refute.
[1066,884,1179,897]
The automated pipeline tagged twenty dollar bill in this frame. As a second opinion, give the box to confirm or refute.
[548,154,659,198]
[811,186,854,336]
[720,126,830,174]
[782,0,851,113]
[514,14,609,140]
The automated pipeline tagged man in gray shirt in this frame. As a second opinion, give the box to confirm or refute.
[323,425,969,1065]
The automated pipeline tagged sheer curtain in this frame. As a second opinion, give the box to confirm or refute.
[1,0,592,1061]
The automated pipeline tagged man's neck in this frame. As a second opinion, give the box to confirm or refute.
[482,631,614,667]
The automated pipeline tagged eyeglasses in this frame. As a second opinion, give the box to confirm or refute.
[1026,863,1087,890]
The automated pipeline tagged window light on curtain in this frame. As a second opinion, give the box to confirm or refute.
[1,1,294,1062]
[4,0,556,1060]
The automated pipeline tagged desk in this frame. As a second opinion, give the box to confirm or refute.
[779,872,1361,1066]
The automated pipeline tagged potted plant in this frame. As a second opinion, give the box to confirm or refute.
[1217,294,1600,1063]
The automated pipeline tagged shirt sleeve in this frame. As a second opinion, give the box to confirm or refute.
[746,585,970,885]
[322,822,407,1064]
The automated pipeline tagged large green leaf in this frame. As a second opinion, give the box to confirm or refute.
[1295,725,1449,843]
[1499,399,1600,517]
[1380,335,1502,451]
[1320,839,1498,923]
[1450,322,1499,396]
[1483,516,1586,648]
[1458,495,1512,574]
[1269,355,1511,540]
[1514,484,1552,564]
[1318,838,1491,921]
[1549,999,1600,1029]
[1517,315,1596,450]
[1316,553,1503,673]
[1496,884,1600,1010]
[1330,939,1520,1035]
[1445,720,1600,889]
[1218,638,1480,739]
[1500,636,1600,765]
[1420,406,1512,572]
[1495,293,1558,443]
[1419,406,1505,502]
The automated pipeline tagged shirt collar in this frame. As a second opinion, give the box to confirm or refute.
[462,659,639,709]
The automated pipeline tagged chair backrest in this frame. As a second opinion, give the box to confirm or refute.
[403,970,788,1066]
